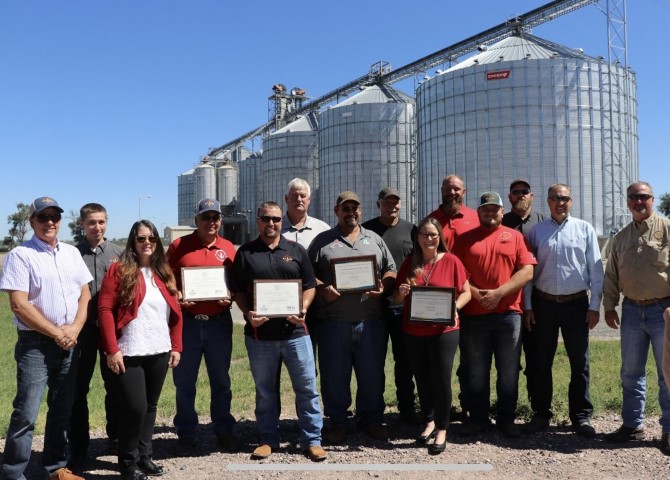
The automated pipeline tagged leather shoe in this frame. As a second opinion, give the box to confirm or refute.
[121,469,148,480]
[251,444,272,459]
[361,424,389,441]
[498,421,521,438]
[661,432,670,455]
[138,457,164,476]
[217,432,241,452]
[416,428,437,444]
[428,432,447,455]
[324,425,348,444]
[305,445,328,462]
[522,415,550,434]
[48,468,86,480]
[574,421,596,438]
[605,424,645,442]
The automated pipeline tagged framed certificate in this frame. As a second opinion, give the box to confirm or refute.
[330,255,378,294]
[409,286,456,325]
[254,279,303,318]
[181,266,230,302]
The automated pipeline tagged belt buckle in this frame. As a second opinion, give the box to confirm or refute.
[194,314,209,321]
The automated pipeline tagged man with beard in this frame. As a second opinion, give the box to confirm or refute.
[521,184,603,438]
[502,179,545,236]
[603,182,670,454]
[309,191,396,444]
[452,192,535,437]
[427,175,478,250]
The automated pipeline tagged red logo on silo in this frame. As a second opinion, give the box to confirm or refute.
[487,70,510,80]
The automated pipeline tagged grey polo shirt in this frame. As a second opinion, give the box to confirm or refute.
[281,213,331,249]
[76,239,123,323]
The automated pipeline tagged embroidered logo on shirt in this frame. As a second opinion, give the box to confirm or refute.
[500,232,512,242]
[283,255,293,262]
[215,250,228,262]
[653,231,663,241]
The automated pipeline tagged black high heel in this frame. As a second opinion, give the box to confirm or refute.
[416,429,437,444]
[429,432,447,454]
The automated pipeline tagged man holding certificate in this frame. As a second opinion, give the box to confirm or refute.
[230,201,327,462]
[308,191,396,444]
[167,198,239,455]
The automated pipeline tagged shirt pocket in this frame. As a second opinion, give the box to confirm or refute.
[642,241,669,269]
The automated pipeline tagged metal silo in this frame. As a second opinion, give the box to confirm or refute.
[194,164,217,208]
[416,33,638,236]
[238,152,263,239]
[262,112,320,213]
[318,84,415,224]
[217,163,238,206]
[177,168,195,226]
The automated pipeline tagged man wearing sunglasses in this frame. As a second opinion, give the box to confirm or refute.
[167,198,240,455]
[1,196,93,480]
[502,179,545,236]
[603,182,670,454]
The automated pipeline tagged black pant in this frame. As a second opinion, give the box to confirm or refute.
[386,306,416,413]
[70,321,120,453]
[112,352,169,473]
[404,330,459,429]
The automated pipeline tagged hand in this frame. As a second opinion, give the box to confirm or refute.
[55,325,79,351]
[247,310,270,328]
[586,310,600,330]
[397,283,411,297]
[605,310,620,329]
[322,285,341,303]
[106,351,126,375]
[478,289,503,310]
[365,280,384,298]
[217,299,233,308]
[168,351,181,368]
[287,310,307,326]
[522,310,535,331]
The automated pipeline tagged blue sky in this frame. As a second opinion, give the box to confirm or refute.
[1,0,669,241]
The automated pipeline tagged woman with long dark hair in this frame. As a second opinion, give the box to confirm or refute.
[99,220,182,480]
[393,217,471,454]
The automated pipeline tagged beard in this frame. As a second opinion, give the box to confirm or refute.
[513,198,531,212]
[442,195,463,209]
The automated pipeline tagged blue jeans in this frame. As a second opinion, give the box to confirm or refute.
[2,331,78,480]
[245,335,322,449]
[317,319,387,428]
[461,312,522,425]
[620,299,670,432]
[172,312,235,438]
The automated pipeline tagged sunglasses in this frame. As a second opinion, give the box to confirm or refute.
[135,235,158,243]
[549,196,571,203]
[628,194,653,201]
[418,232,439,239]
[339,205,360,213]
[200,213,221,222]
[258,215,282,224]
[511,189,530,196]
[35,213,62,223]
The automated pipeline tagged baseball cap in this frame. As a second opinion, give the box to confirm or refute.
[479,191,504,208]
[196,198,221,215]
[378,187,401,200]
[509,179,531,190]
[336,191,361,206]
[29,196,64,215]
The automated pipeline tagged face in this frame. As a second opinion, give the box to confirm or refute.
[134,225,157,265]
[508,183,534,212]
[195,210,222,238]
[477,205,503,229]
[417,223,440,254]
[547,185,572,223]
[29,208,62,246]
[378,196,400,222]
[441,176,465,211]
[335,201,361,229]
[285,187,311,216]
[626,183,654,221]
[81,212,107,246]
[256,206,283,242]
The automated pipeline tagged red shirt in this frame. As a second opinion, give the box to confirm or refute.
[395,253,469,336]
[167,232,237,315]
[452,225,536,316]
[427,205,478,250]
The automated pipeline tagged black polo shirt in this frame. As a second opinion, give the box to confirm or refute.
[230,236,316,340]
[502,210,545,238]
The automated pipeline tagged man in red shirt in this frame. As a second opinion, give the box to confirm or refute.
[167,198,240,455]
[452,192,536,437]
[427,175,478,250]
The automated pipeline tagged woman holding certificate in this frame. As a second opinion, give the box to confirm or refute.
[99,220,183,480]
[394,217,471,455]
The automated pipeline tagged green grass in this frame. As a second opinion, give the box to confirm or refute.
[0,292,661,437]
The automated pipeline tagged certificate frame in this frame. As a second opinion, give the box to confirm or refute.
[253,279,303,318]
[330,255,379,294]
[409,286,456,326]
[181,266,230,302]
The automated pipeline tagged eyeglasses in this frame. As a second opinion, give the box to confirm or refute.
[200,213,221,222]
[418,232,439,239]
[135,235,158,243]
[258,215,282,224]
[35,213,62,223]
[549,196,571,203]
[339,205,360,213]
[628,193,653,202]
[510,189,530,196]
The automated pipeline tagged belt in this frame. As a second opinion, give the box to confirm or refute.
[533,289,588,303]
[624,296,670,306]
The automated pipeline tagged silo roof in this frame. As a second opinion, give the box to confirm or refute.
[447,33,601,72]
[332,84,414,107]
[272,112,319,134]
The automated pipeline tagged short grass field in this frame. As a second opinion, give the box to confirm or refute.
[0,293,661,437]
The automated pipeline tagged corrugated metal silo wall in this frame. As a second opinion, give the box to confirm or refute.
[318,102,415,225]
[262,130,320,214]
[177,171,195,226]
[194,164,217,218]
[416,58,638,236]
[217,165,238,206]
[238,155,263,238]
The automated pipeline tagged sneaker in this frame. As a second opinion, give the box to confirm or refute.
[497,421,521,438]
[48,468,85,480]
[324,425,348,444]
[216,432,241,452]
[361,424,389,441]
[660,432,670,455]
[574,420,597,438]
[251,444,272,459]
[305,445,328,462]
[605,424,645,442]
[522,415,550,434]
[175,436,199,457]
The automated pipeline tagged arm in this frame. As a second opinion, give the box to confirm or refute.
[288,287,316,325]
[234,291,269,328]
[603,236,621,329]
[478,264,534,310]
[8,290,74,349]
[60,284,91,345]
